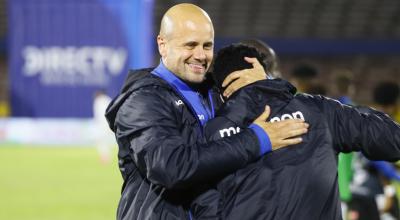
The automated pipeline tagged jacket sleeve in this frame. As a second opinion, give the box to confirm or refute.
[319,96,400,161]
[204,95,271,154]
[204,116,242,141]
[115,87,262,190]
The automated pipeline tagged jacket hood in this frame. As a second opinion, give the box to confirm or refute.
[120,68,153,93]
[250,78,297,98]
[105,69,166,132]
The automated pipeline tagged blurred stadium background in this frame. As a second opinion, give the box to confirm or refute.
[0,0,400,219]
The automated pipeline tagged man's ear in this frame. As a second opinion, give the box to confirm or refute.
[157,35,167,57]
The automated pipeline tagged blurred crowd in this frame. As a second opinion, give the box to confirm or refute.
[286,61,400,220]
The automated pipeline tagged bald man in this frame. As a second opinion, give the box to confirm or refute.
[106,4,308,220]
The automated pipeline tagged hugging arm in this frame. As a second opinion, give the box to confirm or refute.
[320,96,400,161]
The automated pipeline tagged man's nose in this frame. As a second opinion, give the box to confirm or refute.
[193,46,206,60]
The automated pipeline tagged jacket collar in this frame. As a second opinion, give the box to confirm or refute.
[151,62,214,126]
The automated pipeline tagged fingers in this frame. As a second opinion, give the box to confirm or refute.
[222,57,267,97]
[244,57,263,70]
[286,127,308,138]
[273,119,308,128]
[287,122,309,132]
[223,76,246,97]
[270,120,308,140]
[254,117,309,151]
[279,137,303,146]
[223,71,266,97]
[255,106,270,122]
[222,71,242,88]
[272,135,304,151]
[244,57,257,63]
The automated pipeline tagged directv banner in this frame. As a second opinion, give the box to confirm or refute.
[8,0,154,117]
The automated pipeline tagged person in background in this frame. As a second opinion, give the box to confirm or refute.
[348,82,400,220]
[373,82,400,122]
[334,72,355,105]
[289,63,319,93]
[306,83,328,96]
[93,89,113,164]
[349,154,400,220]
[373,82,400,220]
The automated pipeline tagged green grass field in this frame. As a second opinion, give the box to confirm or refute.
[0,146,122,220]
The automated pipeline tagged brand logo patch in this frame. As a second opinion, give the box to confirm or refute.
[175,100,184,106]
[219,127,241,138]
[270,111,305,122]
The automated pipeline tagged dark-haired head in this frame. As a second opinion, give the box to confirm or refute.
[291,64,318,80]
[373,82,400,106]
[212,44,268,91]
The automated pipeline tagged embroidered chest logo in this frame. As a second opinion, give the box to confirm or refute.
[175,100,184,106]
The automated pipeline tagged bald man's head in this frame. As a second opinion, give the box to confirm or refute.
[159,3,213,40]
[157,4,214,84]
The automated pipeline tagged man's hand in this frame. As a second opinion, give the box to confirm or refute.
[253,106,309,150]
[222,57,267,98]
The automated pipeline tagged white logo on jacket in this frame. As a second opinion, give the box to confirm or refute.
[175,100,184,106]
[174,100,205,121]
[270,111,305,122]
[219,127,241,137]
[218,111,305,138]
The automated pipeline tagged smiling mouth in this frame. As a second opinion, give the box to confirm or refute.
[188,63,206,73]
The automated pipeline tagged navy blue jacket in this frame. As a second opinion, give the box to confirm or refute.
[192,79,400,220]
[105,68,268,220]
